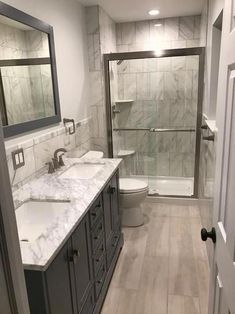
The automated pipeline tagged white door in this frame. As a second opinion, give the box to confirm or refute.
[208,0,235,312]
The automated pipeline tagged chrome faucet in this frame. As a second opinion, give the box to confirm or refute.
[53,148,67,168]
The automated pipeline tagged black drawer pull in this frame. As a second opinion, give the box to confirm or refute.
[69,250,80,264]
[109,187,116,194]
[91,213,97,217]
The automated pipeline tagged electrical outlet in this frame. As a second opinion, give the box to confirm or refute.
[12,148,25,170]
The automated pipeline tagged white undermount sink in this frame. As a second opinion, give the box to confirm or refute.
[59,162,105,180]
[16,200,70,243]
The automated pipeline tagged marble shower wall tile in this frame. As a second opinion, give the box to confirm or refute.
[116,15,202,52]
[114,54,199,177]
[86,6,117,155]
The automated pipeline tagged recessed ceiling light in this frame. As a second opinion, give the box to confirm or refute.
[148,9,160,16]
[154,23,162,27]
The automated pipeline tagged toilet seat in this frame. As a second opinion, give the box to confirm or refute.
[119,178,148,194]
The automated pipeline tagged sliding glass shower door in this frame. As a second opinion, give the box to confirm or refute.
[106,49,203,197]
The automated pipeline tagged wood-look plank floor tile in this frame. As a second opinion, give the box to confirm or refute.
[168,295,200,314]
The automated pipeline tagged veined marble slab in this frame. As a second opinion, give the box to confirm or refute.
[14,157,122,271]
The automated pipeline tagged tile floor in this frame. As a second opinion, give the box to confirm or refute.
[101,201,209,314]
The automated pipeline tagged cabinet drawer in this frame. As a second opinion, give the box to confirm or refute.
[93,238,105,278]
[89,196,103,228]
[95,261,106,299]
[107,231,120,269]
[80,288,94,314]
[91,218,104,251]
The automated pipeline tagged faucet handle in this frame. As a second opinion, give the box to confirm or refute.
[45,162,55,174]
[58,154,65,167]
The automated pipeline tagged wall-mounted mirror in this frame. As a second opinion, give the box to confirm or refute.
[0,2,61,137]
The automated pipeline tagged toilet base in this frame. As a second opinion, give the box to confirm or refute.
[122,205,144,227]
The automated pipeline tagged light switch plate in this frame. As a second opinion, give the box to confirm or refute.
[12,148,25,170]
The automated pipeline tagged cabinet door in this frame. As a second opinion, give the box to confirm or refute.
[71,215,93,311]
[103,182,112,246]
[46,240,76,314]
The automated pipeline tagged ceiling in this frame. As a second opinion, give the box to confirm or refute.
[78,0,205,22]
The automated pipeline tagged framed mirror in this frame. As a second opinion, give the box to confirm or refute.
[0,2,61,138]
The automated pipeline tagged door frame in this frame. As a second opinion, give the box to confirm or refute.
[104,47,205,198]
[0,120,30,313]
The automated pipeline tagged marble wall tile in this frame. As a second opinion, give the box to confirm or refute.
[147,58,158,72]
[33,136,59,171]
[121,22,136,45]
[136,21,150,43]
[186,39,200,48]
[169,152,183,176]
[156,101,170,128]
[182,153,195,177]
[149,19,165,43]
[194,16,201,40]
[156,152,170,176]
[89,71,103,106]
[143,100,158,127]
[172,40,187,49]
[149,72,164,101]
[158,58,172,72]
[179,16,195,40]
[117,60,130,73]
[136,73,151,100]
[164,18,179,41]
[169,100,185,128]
[129,59,148,73]
[123,73,137,99]
[157,133,177,153]
[172,56,186,71]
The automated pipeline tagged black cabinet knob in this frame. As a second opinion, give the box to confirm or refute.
[201,227,216,243]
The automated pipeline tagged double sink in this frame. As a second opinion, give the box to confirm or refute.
[16,161,105,244]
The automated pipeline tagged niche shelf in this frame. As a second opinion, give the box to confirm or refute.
[115,99,134,105]
[117,150,136,157]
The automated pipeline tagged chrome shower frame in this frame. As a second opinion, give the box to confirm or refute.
[104,48,205,198]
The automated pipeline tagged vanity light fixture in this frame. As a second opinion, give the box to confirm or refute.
[148,9,160,16]
[154,23,162,27]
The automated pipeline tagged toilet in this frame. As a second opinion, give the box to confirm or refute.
[82,150,149,227]
[119,178,148,227]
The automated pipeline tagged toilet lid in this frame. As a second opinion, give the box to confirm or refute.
[119,178,148,194]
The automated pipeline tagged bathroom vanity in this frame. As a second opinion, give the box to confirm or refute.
[14,158,123,314]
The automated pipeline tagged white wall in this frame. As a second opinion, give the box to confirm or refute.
[3,0,90,144]
[204,0,224,118]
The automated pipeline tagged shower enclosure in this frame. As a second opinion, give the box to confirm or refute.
[104,48,204,197]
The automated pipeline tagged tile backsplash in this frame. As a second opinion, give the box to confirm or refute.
[5,118,91,190]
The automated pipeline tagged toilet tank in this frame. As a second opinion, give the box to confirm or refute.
[81,151,104,159]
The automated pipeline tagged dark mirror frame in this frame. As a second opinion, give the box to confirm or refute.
[0,1,61,138]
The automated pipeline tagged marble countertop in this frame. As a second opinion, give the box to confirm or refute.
[14,157,122,271]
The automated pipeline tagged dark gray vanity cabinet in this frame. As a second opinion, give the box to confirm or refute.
[24,171,123,314]
[71,216,93,312]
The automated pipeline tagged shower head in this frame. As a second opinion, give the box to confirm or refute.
[117,60,124,65]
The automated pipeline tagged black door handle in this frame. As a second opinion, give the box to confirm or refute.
[201,227,216,243]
